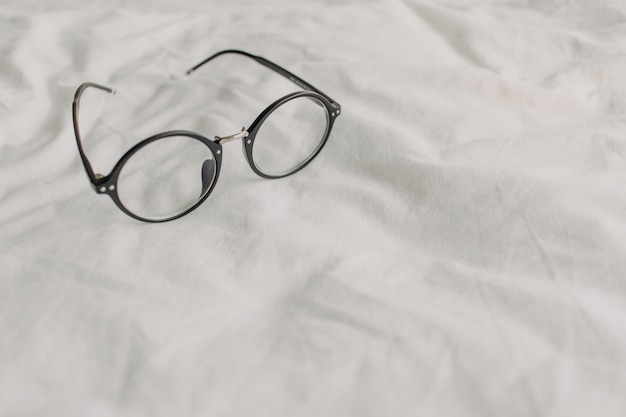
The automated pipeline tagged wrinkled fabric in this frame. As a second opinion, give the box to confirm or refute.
[1,0,626,416]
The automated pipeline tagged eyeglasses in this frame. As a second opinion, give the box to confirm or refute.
[72,49,341,223]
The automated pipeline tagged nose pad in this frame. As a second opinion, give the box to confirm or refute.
[201,159,215,196]
[242,140,248,161]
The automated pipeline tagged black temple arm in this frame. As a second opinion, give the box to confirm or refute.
[186,49,340,109]
[72,82,116,182]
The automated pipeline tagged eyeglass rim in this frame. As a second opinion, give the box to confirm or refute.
[81,90,338,223]
[94,131,223,223]
[92,91,337,222]
[245,90,337,179]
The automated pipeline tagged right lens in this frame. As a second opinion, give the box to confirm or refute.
[116,135,216,221]
[252,95,329,177]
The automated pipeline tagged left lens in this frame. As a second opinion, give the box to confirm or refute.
[251,95,329,177]
[116,135,216,221]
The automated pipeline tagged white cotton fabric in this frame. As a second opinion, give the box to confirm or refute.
[2,0,626,415]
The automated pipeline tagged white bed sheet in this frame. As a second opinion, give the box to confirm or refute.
[2,0,626,415]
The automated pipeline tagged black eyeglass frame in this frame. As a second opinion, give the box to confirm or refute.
[72,49,342,223]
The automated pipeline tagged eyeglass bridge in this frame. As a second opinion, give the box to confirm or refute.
[215,128,249,144]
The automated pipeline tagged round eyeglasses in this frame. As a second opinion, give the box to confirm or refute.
[72,50,341,222]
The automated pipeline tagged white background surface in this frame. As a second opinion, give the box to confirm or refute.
[2,0,626,416]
